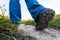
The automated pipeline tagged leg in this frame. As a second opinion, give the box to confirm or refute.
[9,0,21,24]
[25,0,55,30]
[25,0,44,19]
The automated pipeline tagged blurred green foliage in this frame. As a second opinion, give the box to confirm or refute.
[21,20,36,25]
[0,16,18,40]
[49,14,60,28]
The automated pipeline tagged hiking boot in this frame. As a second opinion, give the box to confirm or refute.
[35,8,55,30]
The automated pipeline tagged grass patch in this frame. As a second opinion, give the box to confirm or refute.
[0,16,18,40]
[48,14,60,28]
[21,20,36,25]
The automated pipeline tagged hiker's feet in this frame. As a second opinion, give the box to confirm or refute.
[35,8,55,30]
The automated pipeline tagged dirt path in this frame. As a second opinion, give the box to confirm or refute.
[18,24,60,40]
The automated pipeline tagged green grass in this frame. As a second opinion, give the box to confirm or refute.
[0,16,19,40]
[48,14,60,28]
[21,20,36,25]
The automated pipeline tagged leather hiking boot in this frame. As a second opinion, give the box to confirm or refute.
[35,8,55,30]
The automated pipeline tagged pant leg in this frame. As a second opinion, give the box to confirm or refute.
[9,0,21,24]
[25,0,45,19]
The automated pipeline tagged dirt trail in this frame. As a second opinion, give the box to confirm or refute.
[18,24,60,40]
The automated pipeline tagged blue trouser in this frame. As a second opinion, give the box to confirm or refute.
[9,0,44,24]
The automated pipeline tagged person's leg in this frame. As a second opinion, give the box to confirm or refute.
[25,0,44,19]
[9,0,21,24]
[25,0,55,30]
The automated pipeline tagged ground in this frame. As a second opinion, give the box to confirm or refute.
[18,24,60,40]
